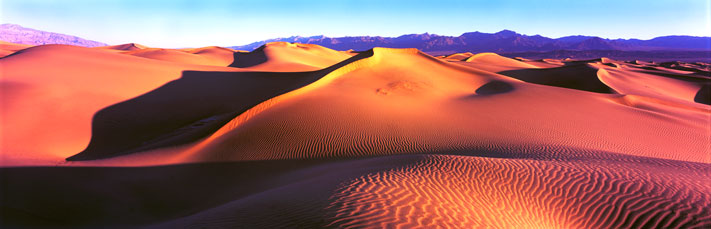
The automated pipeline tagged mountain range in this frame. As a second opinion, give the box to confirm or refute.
[0,24,107,47]
[230,30,711,54]
[1,24,709,56]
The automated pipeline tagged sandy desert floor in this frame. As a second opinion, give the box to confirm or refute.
[1,41,710,228]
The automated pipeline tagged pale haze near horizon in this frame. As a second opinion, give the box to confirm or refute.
[1,0,709,48]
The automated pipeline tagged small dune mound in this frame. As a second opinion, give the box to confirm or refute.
[453,52,539,72]
[630,60,654,66]
[464,52,529,66]
[542,58,564,65]
[124,47,242,66]
[98,43,149,51]
[597,65,709,105]
[125,48,217,65]
[229,42,353,71]
[659,61,711,75]
[442,52,475,61]
[185,46,243,66]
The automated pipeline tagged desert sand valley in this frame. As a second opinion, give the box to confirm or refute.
[1,40,710,228]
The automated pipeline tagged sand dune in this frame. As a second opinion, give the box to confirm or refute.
[1,42,709,228]
[173,48,707,164]
[229,42,353,71]
[442,52,474,61]
[97,42,149,51]
[441,52,540,72]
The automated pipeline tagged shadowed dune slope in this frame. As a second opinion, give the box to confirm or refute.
[498,63,614,93]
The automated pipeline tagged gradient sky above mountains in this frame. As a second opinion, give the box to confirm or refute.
[2,0,709,48]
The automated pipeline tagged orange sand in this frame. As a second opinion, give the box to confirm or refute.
[1,42,709,228]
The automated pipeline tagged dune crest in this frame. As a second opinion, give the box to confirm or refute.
[98,43,149,51]
[229,42,353,71]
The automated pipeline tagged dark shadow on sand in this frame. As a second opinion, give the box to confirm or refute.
[695,84,711,105]
[499,63,614,94]
[0,159,337,227]
[229,45,268,68]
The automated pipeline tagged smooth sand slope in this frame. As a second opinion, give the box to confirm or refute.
[1,42,709,228]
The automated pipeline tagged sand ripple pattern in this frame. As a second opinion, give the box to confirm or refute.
[325,155,711,228]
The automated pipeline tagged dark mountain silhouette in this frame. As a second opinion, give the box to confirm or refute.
[230,30,711,54]
[0,24,107,47]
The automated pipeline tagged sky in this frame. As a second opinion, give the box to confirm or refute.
[1,0,709,48]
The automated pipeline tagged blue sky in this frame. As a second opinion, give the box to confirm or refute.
[2,0,709,48]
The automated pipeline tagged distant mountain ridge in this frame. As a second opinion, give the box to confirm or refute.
[2,24,709,55]
[230,30,711,53]
[0,24,107,47]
